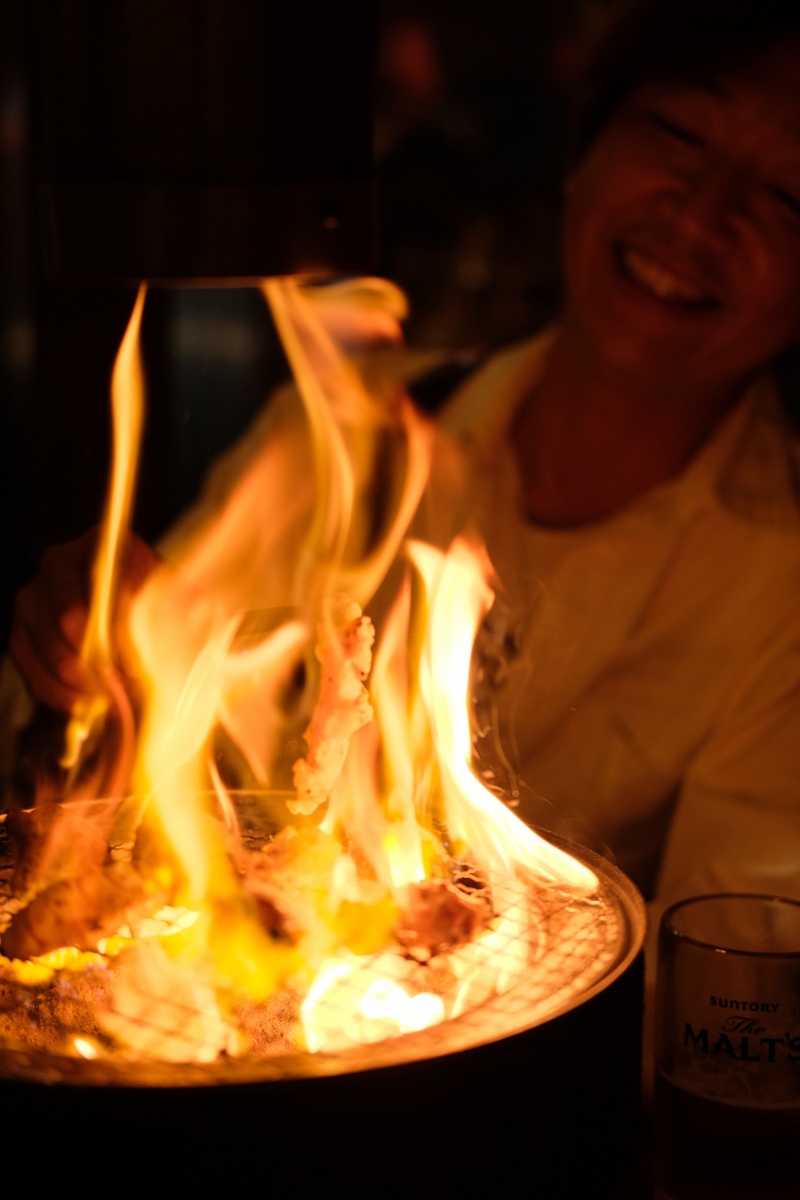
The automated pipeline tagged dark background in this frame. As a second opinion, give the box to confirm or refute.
[0,0,603,645]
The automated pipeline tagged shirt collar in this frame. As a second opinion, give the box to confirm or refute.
[444,331,800,533]
[715,377,800,529]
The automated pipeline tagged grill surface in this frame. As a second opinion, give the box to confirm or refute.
[0,814,642,1087]
[0,821,645,1197]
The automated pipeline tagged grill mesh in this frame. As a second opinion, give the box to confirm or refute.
[0,812,641,1085]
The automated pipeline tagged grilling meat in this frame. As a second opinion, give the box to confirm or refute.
[395,877,492,963]
[291,594,375,815]
[236,826,341,944]
[6,799,115,904]
[1,860,157,960]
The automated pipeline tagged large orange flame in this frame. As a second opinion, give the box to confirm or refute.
[12,277,601,1063]
[62,284,146,796]
[408,537,597,892]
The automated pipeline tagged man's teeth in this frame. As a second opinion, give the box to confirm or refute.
[622,246,711,304]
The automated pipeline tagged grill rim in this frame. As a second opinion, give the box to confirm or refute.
[0,832,645,1090]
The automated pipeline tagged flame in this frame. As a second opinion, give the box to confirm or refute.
[61,285,146,790]
[261,277,432,605]
[113,279,428,1012]
[408,538,597,893]
[301,955,445,1053]
[10,276,602,1064]
[299,535,596,1052]
[72,1036,100,1060]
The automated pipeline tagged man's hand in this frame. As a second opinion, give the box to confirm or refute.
[9,530,159,713]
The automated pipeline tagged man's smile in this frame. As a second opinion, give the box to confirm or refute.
[615,243,720,309]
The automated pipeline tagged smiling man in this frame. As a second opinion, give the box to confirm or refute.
[419,0,800,914]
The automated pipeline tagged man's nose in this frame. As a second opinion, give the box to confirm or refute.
[662,164,747,244]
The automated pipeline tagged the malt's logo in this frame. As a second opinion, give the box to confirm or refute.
[684,1022,800,1062]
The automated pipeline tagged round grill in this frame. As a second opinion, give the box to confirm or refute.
[0,829,644,1198]
[0,826,642,1084]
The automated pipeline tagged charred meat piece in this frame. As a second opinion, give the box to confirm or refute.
[236,826,340,943]
[1,861,157,960]
[7,800,117,904]
[291,594,375,815]
[395,877,493,963]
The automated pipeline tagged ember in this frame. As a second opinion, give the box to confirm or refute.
[0,278,607,1070]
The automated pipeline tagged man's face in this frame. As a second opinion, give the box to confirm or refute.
[562,43,800,391]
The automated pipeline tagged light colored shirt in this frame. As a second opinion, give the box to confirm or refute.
[417,331,800,909]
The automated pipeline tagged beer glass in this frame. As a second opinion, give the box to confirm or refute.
[655,893,800,1200]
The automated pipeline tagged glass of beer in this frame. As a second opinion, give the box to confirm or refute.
[655,893,800,1200]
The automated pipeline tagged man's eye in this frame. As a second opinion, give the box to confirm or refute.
[771,185,800,217]
[648,112,702,145]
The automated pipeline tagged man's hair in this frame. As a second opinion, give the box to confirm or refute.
[573,0,800,161]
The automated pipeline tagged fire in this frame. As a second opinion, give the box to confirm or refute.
[0,276,598,1064]
[409,538,595,892]
[61,283,147,798]
[301,956,445,1053]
